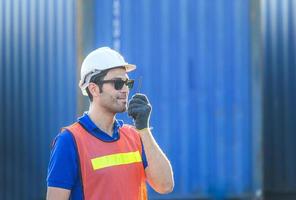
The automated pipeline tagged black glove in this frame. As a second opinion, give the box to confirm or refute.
[128,93,152,130]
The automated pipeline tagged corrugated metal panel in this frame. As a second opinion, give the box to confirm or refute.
[0,0,77,199]
[250,0,264,198]
[86,0,263,199]
[262,0,296,199]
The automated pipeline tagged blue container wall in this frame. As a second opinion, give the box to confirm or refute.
[0,0,77,199]
[89,0,262,199]
[262,0,296,198]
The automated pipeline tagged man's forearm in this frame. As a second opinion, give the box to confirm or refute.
[139,128,174,194]
[46,187,70,200]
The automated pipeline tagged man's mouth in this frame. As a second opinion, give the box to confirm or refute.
[117,97,127,103]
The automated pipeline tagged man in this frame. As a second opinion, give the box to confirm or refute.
[46,47,174,200]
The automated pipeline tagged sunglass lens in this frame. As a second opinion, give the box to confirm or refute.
[114,80,125,90]
[127,80,134,89]
[113,79,134,90]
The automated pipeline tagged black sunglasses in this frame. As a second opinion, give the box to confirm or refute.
[98,79,134,90]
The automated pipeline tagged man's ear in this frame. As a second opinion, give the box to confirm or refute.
[88,83,99,97]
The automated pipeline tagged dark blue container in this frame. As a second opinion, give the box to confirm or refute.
[0,0,77,199]
[7,0,296,199]
[262,0,296,199]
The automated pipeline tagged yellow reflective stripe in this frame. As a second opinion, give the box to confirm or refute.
[91,151,142,170]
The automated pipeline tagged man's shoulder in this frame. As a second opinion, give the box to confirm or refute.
[47,128,81,191]
[52,128,76,149]
[58,129,75,140]
[121,124,138,133]
[120,124,142,140]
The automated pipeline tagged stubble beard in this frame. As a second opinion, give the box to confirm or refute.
[107,95,128,114]
[115,99,127,113]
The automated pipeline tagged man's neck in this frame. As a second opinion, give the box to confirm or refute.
[88,105,115,137]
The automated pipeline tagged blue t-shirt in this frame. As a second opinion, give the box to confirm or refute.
[47,113,148,200]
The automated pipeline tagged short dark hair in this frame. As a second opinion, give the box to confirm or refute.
[86,70,109,102]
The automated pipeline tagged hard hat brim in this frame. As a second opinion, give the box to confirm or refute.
[124,64,136,72]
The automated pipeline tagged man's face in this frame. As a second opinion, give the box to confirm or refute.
[97,67,130,114]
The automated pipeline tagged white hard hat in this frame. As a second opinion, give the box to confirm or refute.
[79,47,136,96]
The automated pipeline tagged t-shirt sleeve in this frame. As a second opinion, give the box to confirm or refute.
[47,130,78,189]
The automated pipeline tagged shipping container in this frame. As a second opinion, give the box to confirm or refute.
[3,0,296,199]
[261,0,296,199]
[78,0,263,199]
[0,0,77,199]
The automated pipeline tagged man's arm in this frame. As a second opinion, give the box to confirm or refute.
[139,128,174,193]
[128,93,174,194]
[47,187,70,200]
[46,131,79,199]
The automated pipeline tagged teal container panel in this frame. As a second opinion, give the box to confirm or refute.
[0,0,77,199]
[262,0,296,199]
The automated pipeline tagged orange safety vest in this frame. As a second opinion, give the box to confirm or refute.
[65,122,147,200]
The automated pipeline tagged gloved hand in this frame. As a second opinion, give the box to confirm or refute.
[128,93,152,130]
